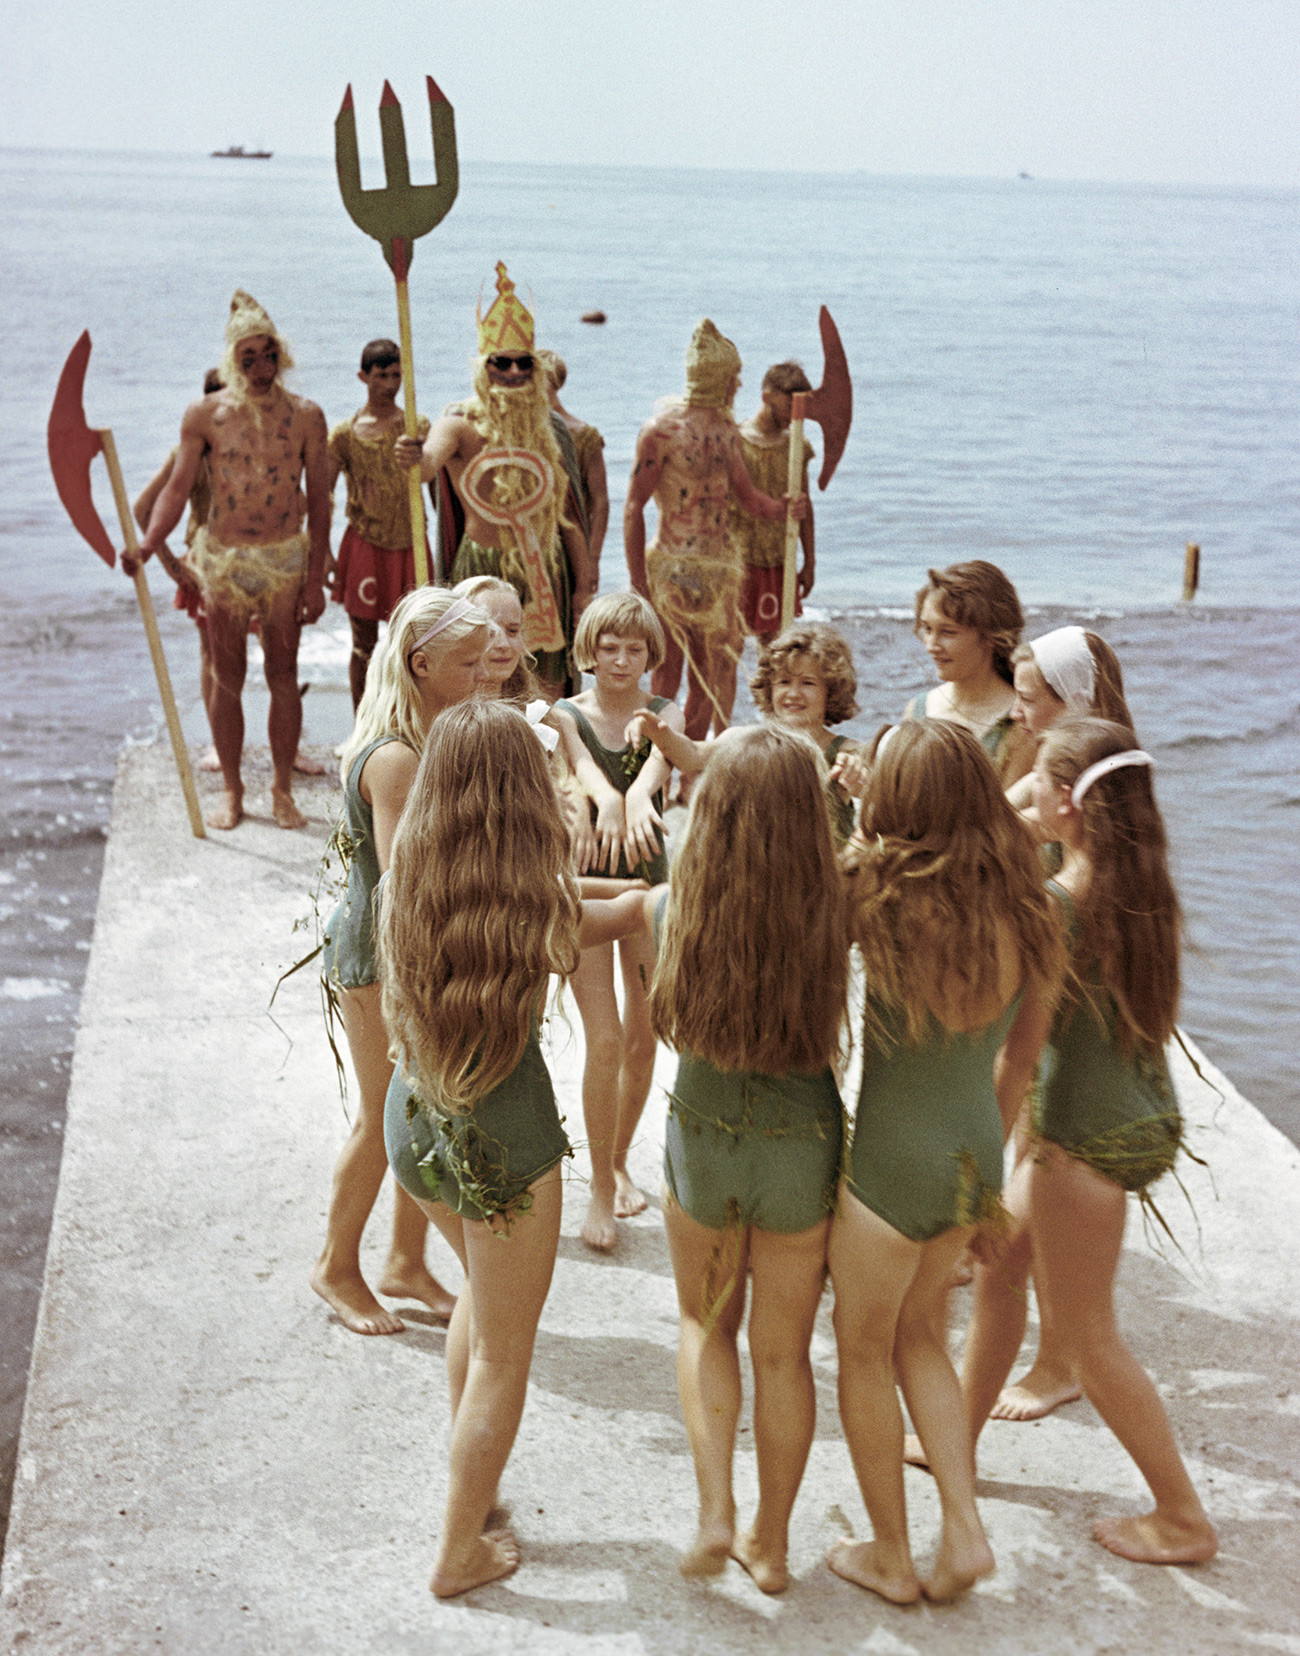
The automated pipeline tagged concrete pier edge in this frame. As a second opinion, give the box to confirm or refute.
[1,742,1297,1654]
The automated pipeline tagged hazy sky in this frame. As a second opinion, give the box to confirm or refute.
[5,0,1300,186]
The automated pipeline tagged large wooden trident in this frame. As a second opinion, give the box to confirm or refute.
[335,77,459,586]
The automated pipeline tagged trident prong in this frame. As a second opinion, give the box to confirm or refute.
[334,77,458,274]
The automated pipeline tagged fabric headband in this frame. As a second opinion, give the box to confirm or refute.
[1070,750,1153,808]
[409,596,478,658]
[1031,626,1095,709]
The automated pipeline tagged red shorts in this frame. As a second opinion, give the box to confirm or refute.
[739,564,801,638]
[331,525,423,622]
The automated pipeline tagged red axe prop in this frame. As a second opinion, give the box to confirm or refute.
[48,332,206,838]
[782,307,853,630]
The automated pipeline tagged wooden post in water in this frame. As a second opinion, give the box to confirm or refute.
[1183,541,1201,602]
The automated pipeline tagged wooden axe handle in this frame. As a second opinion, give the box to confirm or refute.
[100,429,206,839]
[781,392,808,633]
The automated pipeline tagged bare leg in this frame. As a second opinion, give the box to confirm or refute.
[261,604,307,828]
[893,1230,995,1601]
[663,1197,750,1577]
[732,1221,829,1593]
[611,930,657,1217]
[1030,1146,1217,1565]
[378,1188,457,1321]
[310,986,455,1333]
[203,605,248,828]
[196,622,222,771]
[570,942,621,1250]
[681,627,721,743]
[960,1153,1037,1445]
[651,627,684,704]
[349,614,380,711]
[427,1167,563,1597]
[826,1187,923,1605]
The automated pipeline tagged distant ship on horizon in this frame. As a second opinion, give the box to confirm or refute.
[210,145,272,160]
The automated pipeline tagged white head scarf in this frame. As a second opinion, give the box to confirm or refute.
[1030,626,1095,711]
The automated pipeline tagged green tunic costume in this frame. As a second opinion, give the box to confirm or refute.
[555,695,673,884]
[847,998,1018,1242]
[384,1033,571,1222]
[1034,880,1182,1192]
[321,736,407,990]
[906,690,1016,769]
[653,891,844,1233]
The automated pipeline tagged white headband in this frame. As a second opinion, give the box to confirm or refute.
[409,596,478,658]
[1031,626,1095,710]
[1071,749,1153,808]
[875,723,900,758]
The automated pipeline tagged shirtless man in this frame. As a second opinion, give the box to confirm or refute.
[731,361,817,645]
[625,320,804,742]
[398,264,592,695]
[129,290,330,829]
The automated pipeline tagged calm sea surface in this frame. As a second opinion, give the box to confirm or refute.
[2,145,1298,1538]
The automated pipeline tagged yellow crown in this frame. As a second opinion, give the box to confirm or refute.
[477,262,534,355]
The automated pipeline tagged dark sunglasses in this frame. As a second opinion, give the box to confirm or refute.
[487,354,534,373]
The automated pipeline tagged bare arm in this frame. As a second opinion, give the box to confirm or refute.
[623,426,663,596]
[583,444,610,568]
[797,457,816,599]
[624,707,708,775]
[578,888,648,949]
[561,513,594,618]
[551,706,625,873]
[133,455,176,532]
[361,742,420,873]
[396,414,468,484]
[994,989,1054,1139]
[299,403,332,624]
[133,402,208,563]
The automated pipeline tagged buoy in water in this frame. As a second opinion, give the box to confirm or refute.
[580,310,607,325]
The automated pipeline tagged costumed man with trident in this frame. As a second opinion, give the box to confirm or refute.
[129,290,331,830]
[397,263,594,695]
[625,320,806,748]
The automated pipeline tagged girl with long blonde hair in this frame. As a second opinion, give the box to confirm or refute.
[311,588,488,1336]
[829,720,1063,1604]
[379,699,646,1596]
[961,718,1217,1566]
[639,725,847,1592]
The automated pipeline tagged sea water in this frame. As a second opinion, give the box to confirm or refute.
[1,146,1297,1144]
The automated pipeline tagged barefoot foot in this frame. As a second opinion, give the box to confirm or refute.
[207,789,244,831]
[613,1168,648,1218]
[292,748,326,776]
[581,1191,618,1252]
[903,1433,930,1470]
[922,1535,995,1601]
[271,787,307,830]
[377,1265,457,1324]
[827,1538,921,1604]
[990,1372,1082,1422]
[198,745,221,773]
[430,1528,520,1598]
[1093,1511,1218,1565]
[680,1516,734,1579]
[310,1262,405,1335]
[731,1527,789,1594]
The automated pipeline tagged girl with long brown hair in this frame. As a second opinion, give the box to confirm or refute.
[1005,626,1134,810]
[907,560,1035,785]
[828,720,1063,1604]
[960,718,1217,1566]
[642,725,848,1593]
[379,699,646,1597]
[311,588,489,1336]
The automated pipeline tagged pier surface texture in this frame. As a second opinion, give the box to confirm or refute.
[2,743,1299,1655]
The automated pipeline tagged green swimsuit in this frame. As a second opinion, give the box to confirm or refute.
[555,695,672,884]
[653,891,844,1233]
[384,1034,571,1222]
[1034,880,1181,1192]
[322,736,407,990]
[847,998,1018,1242]
[906,690,1015,768]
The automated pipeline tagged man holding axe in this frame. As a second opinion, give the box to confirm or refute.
[129,291,331,831]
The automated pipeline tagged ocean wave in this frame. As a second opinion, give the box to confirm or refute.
[1160,706,1300,750]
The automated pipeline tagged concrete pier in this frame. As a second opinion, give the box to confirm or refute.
[2,743,1298,1654]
